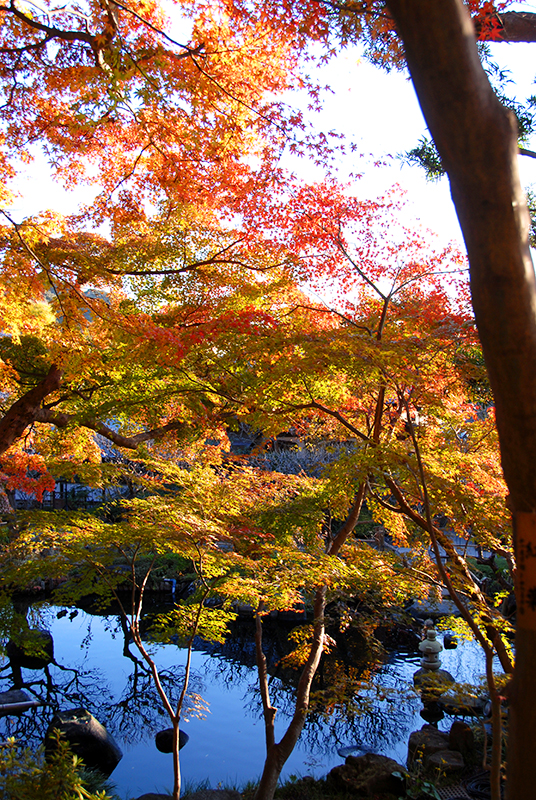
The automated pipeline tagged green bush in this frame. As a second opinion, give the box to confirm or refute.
[0,735,115,800]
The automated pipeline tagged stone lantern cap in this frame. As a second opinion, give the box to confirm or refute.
[419,627,443,656]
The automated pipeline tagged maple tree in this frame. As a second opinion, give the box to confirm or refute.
[232,183,513,799]
[2,450,416,800]
[0,173,514,798]
[176,2,533,796]
[0,204,301,512]
[0,1,532,798]
[98,178,511,797]
[0,0,335,494]
[0,0,320,222]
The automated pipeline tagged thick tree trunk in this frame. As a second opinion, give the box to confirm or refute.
[0,484,14,515]
[384,3,536,798]
[0,365,62,455]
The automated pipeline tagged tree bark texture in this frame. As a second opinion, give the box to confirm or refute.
[476,11,536,43]
[384,2,536,797]
[0,365,62,456]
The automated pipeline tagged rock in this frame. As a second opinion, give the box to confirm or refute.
[437,687,487,716]
[419,701,445,724]
[154,728,190,753]
[7,630,54,669]
[413,668,455,694]
[337,744,376,758]
[181,792,242,800]
[426,748,465,774]
[134,795,172,800]
[443,633,458,649]
[0,689,41,715]
[45,708,122,776]
[407,597,460,619]
[327,752,406,796]
[408,724,450,765]
[449,720,476,757]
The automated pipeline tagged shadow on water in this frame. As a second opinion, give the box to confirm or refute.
[0,600,488,797]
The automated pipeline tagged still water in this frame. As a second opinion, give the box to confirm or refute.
[0,606,490,799]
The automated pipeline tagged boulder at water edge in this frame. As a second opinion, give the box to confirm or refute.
[436,686,487,716]
[7,629,54,669]
[134,795,174,800]
[449,719,476,758]
[155,728,190,753]
[408,724,466,775]
[426,749,465,774]
[406,596,459,619]
[408,724,450,765]
[443,633,458,649]
[413,668,454,691]
[0,689,41,715]
[327,752,406,796]
[45,707,122,776]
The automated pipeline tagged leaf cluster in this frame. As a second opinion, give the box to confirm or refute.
[0,735,114,800]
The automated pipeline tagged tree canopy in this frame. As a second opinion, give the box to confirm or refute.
[0,2,534,799]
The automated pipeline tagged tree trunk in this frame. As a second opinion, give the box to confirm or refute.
[0,484,14,516]
[254,586,327,800]
[172,722,181,800]
[384,2,536,797]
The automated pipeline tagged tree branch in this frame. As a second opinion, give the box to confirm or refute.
[276,400,369,442]
[33,408,191,450]
[0,3,95,47]
[0,365,62,456]
[475,11,536,43]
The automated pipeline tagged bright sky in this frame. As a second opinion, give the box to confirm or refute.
[307,35,536,251]
[10,3,536,258]
[288,47,464,247]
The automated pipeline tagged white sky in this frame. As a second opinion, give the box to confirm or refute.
[305,34,536,250]
[10,3,536,257]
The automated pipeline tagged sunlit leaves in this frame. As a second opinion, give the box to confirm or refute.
[150,603,237,646]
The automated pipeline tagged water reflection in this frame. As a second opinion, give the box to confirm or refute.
[0,603,489,798]
[0,605,205,750]
[199,641,422,765]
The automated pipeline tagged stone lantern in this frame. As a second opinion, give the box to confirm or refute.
[413,620,454,693]
[418,624,443,671]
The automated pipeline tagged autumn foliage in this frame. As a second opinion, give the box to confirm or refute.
[0,2,520,799]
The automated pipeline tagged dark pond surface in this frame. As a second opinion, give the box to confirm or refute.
[0,605,492,799]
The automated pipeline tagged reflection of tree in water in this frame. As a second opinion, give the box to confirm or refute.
[102,658,207,746]
[0,656,110,748]
[301,660,421,758]
[0,609,207,750]
[198,633,421,761]
[198,618,293,671]
[1,602,424,767]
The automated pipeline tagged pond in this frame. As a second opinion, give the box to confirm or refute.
[0,604,492,799]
